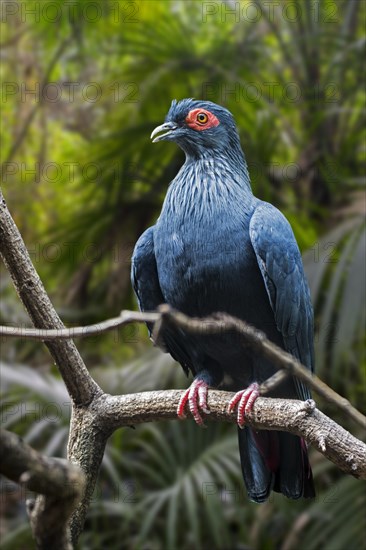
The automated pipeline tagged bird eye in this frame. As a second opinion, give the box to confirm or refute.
[196,112,208,124]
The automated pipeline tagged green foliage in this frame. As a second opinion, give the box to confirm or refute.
[1,362,71,454]
[303,216,366,406]
[1,354,364,550]
[103,422,241,550]
[298,476,366,550]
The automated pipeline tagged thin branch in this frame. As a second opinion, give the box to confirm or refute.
[0,429,86,550]
[160,306,366,431]
[1,304,365,431]
[1,36,71,176]
[0,311,160,339]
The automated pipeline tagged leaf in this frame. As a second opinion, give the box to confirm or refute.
[333,223,366,371]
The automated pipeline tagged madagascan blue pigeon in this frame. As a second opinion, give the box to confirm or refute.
[131,99,315,502]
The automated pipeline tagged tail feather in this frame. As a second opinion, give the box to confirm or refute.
[238,428,315,502]
[237,428,277,502]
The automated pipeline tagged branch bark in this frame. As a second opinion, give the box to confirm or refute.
[0,429,86,550]
[0,190,101,405]
[0,189,106,545]
[1,305,364,431]
[96,391,366,479]
[1,188,366,549]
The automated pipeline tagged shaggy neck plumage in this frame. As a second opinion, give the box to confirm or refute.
[182,131,251,189]
[161,146,254,223]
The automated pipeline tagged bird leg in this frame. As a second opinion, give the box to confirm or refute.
[228,383,260,428]
[177,378,210,426]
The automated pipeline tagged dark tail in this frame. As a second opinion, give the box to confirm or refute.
[238,427,315,502]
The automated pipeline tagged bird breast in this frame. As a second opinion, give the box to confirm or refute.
[154,160,256,314]
[154,207,257,317]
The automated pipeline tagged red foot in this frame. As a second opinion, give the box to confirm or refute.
[177,379,210,426]
[228,383,260,428]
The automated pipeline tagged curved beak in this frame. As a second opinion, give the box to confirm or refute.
[151,121,178,143]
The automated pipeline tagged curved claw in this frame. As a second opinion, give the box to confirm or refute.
[228,383,260,428]
[177,379,210,426]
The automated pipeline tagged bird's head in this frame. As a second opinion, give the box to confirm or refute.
[151,98,244,161]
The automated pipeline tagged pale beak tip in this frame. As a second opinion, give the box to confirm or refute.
[150,122,177,143]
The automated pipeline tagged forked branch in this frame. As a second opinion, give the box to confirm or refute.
[1,188,365,549]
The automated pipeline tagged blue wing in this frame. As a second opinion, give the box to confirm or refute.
[131,226,192,374]
[131,226,165,335]
[249,202,314,400]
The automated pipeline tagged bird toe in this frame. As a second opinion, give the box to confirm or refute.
[177,388,189,419]
[229,383,260,427]
[177,379,210,426]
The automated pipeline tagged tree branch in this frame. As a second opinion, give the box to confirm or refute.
[159,306,366,430]
[1,188,107,544]
[0,190,101,406]
[95,390,366,479]
[0,429,86,550]
[0,310,160,339]
[1,188,365,548]
[1,304,364,431]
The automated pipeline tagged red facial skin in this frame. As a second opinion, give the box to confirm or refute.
[185,108,220,131]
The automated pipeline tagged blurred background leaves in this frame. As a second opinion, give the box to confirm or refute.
[0,1,365,548]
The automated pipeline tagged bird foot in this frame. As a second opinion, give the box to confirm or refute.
[228,383,260,428]
[177,379,210,426]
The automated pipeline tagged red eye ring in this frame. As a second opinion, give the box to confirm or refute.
[185,108,220,131]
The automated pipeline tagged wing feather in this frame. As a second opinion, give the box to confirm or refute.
[131,226,165,318]
[131,226,191,375]
[249,203,314,400]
